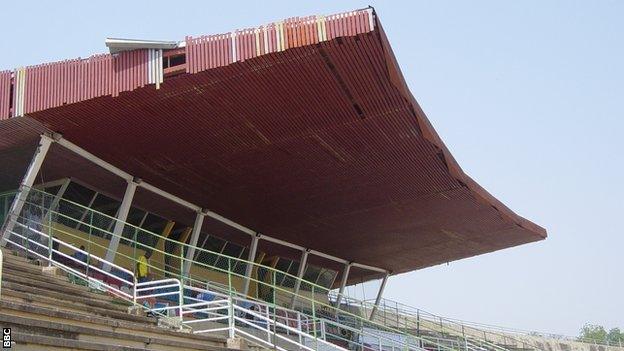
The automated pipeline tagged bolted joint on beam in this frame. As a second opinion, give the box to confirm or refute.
[49,132,63,142]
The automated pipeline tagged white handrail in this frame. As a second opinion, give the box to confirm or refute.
[5,221,428,351]
[180,280,430,351]
[5,226,135,300]
[3,196,473,351]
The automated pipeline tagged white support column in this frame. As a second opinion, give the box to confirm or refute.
[242,233,260,296]
[289,249,309,309]
[334,263,351,308]
[52,136,389,275]
[104,179,138,270]
[182,211,205,278]
[1,135,53,246]
[369,272,390,321]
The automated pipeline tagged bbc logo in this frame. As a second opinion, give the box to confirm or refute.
[2,328,10,349]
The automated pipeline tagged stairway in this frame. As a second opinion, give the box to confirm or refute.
[0,249,235,351]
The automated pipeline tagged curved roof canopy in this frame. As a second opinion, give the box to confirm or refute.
[0,8,545,285]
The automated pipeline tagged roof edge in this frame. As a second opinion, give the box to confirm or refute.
[372,11,547,240]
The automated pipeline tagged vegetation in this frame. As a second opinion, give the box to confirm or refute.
[579,324,623,345]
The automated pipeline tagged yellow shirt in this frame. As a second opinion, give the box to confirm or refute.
[137,255,149,278]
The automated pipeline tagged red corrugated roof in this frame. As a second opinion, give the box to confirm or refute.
[0,8,545,284]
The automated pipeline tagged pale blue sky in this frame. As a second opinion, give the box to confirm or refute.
[2,1,622,336]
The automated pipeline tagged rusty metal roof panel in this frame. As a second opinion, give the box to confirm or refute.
[0,8,546,284]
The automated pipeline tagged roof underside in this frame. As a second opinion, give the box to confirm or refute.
[0,9,545,285]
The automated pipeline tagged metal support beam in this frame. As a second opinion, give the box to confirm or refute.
[43,178,70,219]
[196,234,210,261]
[242,233,260,296]
[75,192,98,229]
[1,135,53,246]
[369,272,390,321]
[49,178,70,209]
[56,137,132,180]
[182,211,205,278]
[104,179,138,270]
[289,249,309,309]
[334,263,351,308]
[33,178,70,190]
[52,135,388,274]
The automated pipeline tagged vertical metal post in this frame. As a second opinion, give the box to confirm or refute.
[272,269,276,305]
[1,134,53,246]
[396,301,400,328]
[104,179,138,270]
[132,274,137,305]
[178,279,183,324]
[297,313,303,346]
[383,299,387,324]
[290,249,309,308]
[132,228,137,276]
[86,211,92,278]
[182,211,205,277]
[369,272,390,321]
[47,210,53,266]
[312,285,317,338]
[227,258,233,295]
[334,263,351,309]
[462,325,468,351]
[265,306,271,342]
[272,270,277,348]
[179,243,184,284]
[228,258,235,339]
[242,233,259,296]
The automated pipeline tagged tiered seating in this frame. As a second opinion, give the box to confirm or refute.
[0,249,242,350]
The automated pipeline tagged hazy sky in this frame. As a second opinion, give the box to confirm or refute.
[2,0,622,336]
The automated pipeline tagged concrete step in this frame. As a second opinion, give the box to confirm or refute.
[2,270,128,306]
[2,250,132,304]
[1,314,230,351]
[11,332,146,351]
[1,248,268,350]
[2,280,130,313]
[2,255,107,289]
[2,287,155,325]
[0,300,227,347]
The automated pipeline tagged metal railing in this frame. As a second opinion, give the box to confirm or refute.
[2,216,427,351]
[331,292,536,351]
[179,282,432,351]
[0,187,507,351]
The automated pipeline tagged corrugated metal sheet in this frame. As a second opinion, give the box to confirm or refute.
[112,49,149,97]
[2,9,373,117]
[5,50,158,116]
[185,9,373,74]
[1,7,545,283]
[0,71,11,120]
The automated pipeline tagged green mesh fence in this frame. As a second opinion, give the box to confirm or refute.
[0,186,470,351]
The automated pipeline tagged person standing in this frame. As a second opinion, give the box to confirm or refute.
[136,250,151,283]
